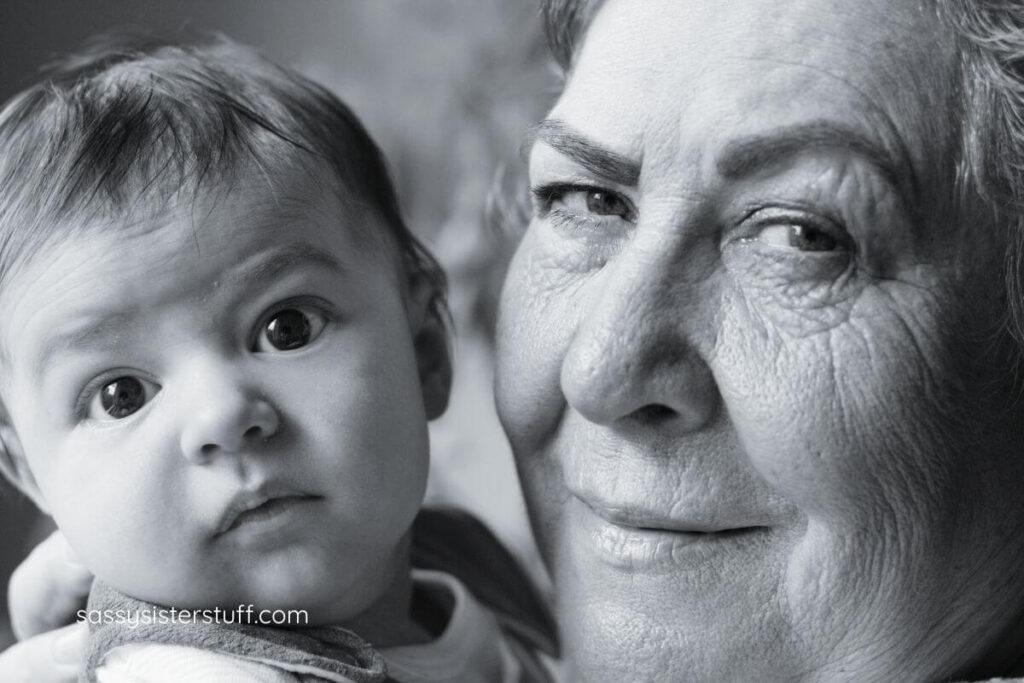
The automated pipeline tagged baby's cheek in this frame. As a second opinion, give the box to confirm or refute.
[46,437,192,593]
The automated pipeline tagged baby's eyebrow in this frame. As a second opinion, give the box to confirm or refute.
[30,243,343,379]
[32,312,136,379]
[227,242,344,290]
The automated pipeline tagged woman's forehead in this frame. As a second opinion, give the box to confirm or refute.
[571,0,952,70]
[552,0,957,186]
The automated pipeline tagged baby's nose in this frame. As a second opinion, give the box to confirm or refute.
[179,392,280,463]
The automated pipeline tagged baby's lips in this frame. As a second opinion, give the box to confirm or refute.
[214,481,320,536]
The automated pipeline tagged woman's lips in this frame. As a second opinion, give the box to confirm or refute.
[570,494,771,571]
[571,486,769,533]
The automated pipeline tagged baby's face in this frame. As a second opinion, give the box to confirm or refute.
[1,163,432,623]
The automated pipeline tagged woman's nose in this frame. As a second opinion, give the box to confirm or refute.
[560,239,719,432]
[178,377,281,463]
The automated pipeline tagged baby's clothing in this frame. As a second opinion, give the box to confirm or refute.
[94,570,520,683]
[81,508,559,683]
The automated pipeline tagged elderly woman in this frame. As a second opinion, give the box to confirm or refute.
[6,0,1024,681]
[495,0,1024,680]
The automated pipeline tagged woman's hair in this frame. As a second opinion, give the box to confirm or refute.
[538,0,1024,348]
[940,2,1024,348]
[0,33,447,321]
[539,0,600,73]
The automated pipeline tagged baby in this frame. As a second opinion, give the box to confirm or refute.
[0,36,555,682]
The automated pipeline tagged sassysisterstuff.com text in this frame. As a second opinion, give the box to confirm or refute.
[77,604,309,629]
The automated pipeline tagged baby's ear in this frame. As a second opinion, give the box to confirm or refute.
[406,272,452,421]
[0,400,48,512]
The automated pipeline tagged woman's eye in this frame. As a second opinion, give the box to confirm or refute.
[88,376,159,421]
[533,183,636,222]
[749,223,842,252]
[580,189,632,218]
[255,307,327,352]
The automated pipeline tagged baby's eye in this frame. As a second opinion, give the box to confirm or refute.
[255,307,327,352]
[88,376,160,421]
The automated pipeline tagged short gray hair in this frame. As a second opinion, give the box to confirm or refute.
[539,0,1024,345]
[939,1,1024,345]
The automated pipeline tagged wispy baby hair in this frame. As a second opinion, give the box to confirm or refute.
[0,32,446,317]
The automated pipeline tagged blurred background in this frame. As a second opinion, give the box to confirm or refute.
[0,0,556,649]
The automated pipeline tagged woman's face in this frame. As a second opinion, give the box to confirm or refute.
[496,0,1024,680]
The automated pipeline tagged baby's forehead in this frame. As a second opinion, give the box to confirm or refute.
[64,160,389,265]
[2,158,409,354]
[0,240,362,391]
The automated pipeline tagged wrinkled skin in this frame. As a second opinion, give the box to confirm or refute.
[496,0,1024,680]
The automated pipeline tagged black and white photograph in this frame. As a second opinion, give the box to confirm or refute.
[1,1,1024,681]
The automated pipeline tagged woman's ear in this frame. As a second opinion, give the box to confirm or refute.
[406,273,453,421]
[0,401,48,512]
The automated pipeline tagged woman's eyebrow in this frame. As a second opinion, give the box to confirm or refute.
[716,120,919,205]
[526,119,642,187]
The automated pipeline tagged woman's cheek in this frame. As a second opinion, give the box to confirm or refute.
[715,316,853,513]
[713,276,954,519]
[496,227,585,452]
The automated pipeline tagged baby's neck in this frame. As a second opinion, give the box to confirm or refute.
[325,554,443,648]
[338,561,426,647]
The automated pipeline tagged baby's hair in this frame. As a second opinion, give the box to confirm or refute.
[0,32,446,321]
